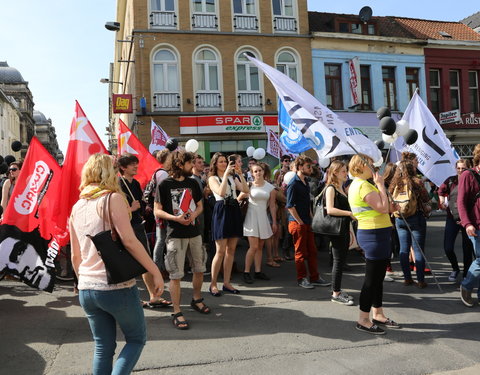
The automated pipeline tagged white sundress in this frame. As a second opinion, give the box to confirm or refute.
[243,181,275,239]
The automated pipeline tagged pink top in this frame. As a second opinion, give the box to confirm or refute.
[458,168,480,230]
[70,195,135,290]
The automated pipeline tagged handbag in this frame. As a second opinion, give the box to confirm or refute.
[239,198,249,218]
[87,193,147,284]
[312,186,345,236]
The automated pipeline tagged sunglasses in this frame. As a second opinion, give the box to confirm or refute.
[9,168,18,172]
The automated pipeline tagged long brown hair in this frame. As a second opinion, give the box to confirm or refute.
[388,161,417,194]
[383,162,397,187]
[326,160,346,187]
[208,152,227,177]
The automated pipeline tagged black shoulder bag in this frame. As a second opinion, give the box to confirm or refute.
[87,193,147,284]
[312,185,345,236]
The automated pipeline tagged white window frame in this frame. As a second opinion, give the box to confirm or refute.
[232,0,259,32]
[235,48,263,110]
[151,0,175,11]
[469,70,479,113]
[429,69,441,113]
[191,0,218,30]
[151,46,182,111]
[275,49,300,84]
[193,46,223,110]
[272,0,295,17]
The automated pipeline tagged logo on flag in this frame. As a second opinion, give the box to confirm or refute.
[149,120,169,153]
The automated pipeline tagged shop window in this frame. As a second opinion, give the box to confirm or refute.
[325,64,343,110]
[429,69,441,113]
[382,67,397,110]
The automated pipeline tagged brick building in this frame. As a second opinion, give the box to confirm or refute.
[111,0,312,161]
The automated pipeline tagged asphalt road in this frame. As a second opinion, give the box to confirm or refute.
[1,213,479,375]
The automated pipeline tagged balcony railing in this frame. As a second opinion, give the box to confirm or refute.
[233,15,258,31]
[238,93,262,110]
[150,11,177,29]
[196,92,221,110]
[192,13,218,29]
[273,16,297,32]
[153,93,181,111]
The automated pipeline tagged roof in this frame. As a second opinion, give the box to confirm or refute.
[393,17,480,41]
[461,11,480,30]
[33,110,48,123]
[308,12,417,39]
[0,61,26,84]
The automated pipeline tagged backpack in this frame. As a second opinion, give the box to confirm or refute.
[392,184,417,218]
[143,168,165,208]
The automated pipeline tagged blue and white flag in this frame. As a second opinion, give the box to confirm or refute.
[247,56,381,161]
[393,92,458,186]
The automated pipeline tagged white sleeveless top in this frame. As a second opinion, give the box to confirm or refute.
[212,175,238,201]
[70,195,135,291]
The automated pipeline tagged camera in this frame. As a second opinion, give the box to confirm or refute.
[224,196,238,206]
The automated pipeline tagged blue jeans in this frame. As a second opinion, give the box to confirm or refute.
[79,286,146,375]
[462,230,480,298]
[444,215,474,277]
[396,213,426,282]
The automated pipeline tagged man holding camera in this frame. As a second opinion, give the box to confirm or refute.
[155,151,210,330]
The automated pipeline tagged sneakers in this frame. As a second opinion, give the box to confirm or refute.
[460,286,474,307]
[448,270,460,282]
[243,272,254,284]
[331,293,354,306]
[339,291,354,301]
[310,277,331,287]
[254,272,270,281]
[298,278,315,289]
[384,275,394,282]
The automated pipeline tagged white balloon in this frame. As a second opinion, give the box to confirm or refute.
[185,139,199,153]
[283,171,296,185]
[382,133,398,144]
[246,146,255,157]
[395,119,410,137]
[252,148,266,160]
[318,158,330,169]
[373,156,383,167]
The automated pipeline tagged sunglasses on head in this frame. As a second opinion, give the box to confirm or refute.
[9,168,18,172]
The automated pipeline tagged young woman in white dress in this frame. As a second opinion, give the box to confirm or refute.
[242,163,277,284]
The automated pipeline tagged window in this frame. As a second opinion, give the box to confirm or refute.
[193,0,215,12]
[406,68,419,99]
[195,48,221,109]
[276,51,298,82]
[429,69,441,113]
[337,20,375,35]
[237,51,262,109]
[450,70,460,110]
[382,67,397,110]
[272,0,293,16]
[152,49,180,110]
[151,0,174,11]
[469,71,479,113]
[351,24,362,34]
[233,0,255,14]
[192,0,217,29]
[359,65,372,110]
[325,64,343,110]
[233,0,257,31]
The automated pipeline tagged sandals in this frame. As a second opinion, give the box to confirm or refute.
[273,256,285,262]
[190,298,211,314]
[372,318,401,329]
[172,312,189,330]
[266,260,280,268]
[142,298,172,309]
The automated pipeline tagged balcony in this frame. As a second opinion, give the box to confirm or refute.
[153,93,181,111]
[150,11,177,29]
[273,16,297,32]
[192,13,218,29]
[196,92,222,110]
[233,15,258,32]
[238,93,262,110]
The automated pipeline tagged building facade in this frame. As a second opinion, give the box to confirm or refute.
[0,88,22,159]
[111,0,313,161]
[33,110,64,163]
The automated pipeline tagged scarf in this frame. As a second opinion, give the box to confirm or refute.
[79,185,112,200]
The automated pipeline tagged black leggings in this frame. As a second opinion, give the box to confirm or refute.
[359,258,388,313]
[329,234,349,292]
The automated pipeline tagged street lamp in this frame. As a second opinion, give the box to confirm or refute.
[100,78,123,85]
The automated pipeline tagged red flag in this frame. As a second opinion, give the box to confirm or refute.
[118,119,161,189]
[55,101,108,245]
[179,188,193,214]
[3,137,63,240]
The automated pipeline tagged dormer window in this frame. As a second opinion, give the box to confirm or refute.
[338,20,376,35]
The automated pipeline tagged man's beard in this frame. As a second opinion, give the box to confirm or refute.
[183,168,193,177]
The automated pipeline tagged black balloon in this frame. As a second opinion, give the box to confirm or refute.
[165,138,178,151]
[376,107,391,120]
[379,116,396,135]
[0,156,4,165]
[0,163,8,174]
[374,140,385,150]
[11,140,22,152]
[4,155,16,165]
[404,129,418,145]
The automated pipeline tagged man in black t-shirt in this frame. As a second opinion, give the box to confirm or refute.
[154,151,210,329]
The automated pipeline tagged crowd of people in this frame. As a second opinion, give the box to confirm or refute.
[36,145,480,373]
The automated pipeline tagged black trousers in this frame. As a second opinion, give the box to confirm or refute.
[329,234,349,292]
[359,258,388,313]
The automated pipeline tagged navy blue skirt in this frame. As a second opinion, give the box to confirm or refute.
[357,227,392,260]
[212,200,243,240]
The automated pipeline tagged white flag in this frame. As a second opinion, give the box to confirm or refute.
[393,92,458,186]
[266,128,296,159]
[348,57,362,106]
[247,56,381,161]
[149,120,169,154]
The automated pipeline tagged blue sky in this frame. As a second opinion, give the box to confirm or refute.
[0,1,478,154]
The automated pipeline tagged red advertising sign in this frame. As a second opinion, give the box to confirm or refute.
[112,94,133,113]
[179,115,278,134]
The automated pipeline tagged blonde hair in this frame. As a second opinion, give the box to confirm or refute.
[348,154,373,177]
[80,154,122,193]
[326,160,346,187]
[473,145,480,167]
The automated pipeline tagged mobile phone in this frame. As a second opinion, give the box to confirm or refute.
[228,155,236,164]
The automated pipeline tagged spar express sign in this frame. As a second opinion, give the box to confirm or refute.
[180,115,278,134]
